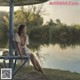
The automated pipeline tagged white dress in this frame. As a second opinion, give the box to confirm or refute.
[13,33,32,57]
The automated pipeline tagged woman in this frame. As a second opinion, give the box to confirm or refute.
[13,24,44,74]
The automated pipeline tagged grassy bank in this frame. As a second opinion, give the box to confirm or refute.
[0,65,80,80]
[12,66,80,80]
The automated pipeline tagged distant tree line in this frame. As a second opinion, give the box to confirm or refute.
[29,20,80,49]
[0,6,80,49]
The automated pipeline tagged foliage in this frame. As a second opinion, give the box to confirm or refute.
[29,21,80,49]
[0,11,9,48]
[14,5,44,29]
[0,10,80,49]
[0,5,44,48]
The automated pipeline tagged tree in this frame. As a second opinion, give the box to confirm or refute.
[0,11,9,48]
[46,19,56,26]
[0,5,45,48]
[56,19,61,25]
[14,5,45,29]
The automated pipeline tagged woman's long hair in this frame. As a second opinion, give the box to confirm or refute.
[17,24,25,36]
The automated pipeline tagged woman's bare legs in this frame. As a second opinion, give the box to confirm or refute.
[30,54,45,75]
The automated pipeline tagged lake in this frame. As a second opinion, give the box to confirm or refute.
[0,45,80,73]
[34,44,80,73]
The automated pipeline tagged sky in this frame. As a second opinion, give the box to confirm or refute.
[0,0,80,25]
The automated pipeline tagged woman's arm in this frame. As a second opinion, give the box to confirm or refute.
[13,33,23,57]
[25,34,29,46]
[14,41,23,56]
[17,43,23,56]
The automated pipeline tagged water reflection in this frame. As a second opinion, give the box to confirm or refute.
[35,44,80,73]
[29,32,80,73]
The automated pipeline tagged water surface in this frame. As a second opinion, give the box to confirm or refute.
[36,44,80,73]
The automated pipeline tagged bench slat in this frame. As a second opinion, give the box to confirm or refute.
[0,56,29,59]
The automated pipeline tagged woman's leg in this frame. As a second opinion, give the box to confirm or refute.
[30,54,45,74]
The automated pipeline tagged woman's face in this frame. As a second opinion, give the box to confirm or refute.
[22,26,27,34]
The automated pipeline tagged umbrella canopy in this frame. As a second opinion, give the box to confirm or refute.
[0,0,48,6]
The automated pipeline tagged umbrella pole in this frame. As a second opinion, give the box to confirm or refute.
[9,0,14,72]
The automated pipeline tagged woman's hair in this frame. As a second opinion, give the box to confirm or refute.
[18,24,26,36]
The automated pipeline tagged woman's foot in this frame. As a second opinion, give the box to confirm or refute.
[38,69,45,75]
[34,66,45,75]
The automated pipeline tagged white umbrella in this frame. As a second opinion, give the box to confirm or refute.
[0,0,48,6]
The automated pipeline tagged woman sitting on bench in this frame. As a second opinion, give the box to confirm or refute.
[13,24,44,74]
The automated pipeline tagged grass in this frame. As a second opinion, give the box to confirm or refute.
[44,68,80,80]
[14,65,80,80]
[0,65,80,80]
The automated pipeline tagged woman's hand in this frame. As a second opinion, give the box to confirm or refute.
[19,53,25,58]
